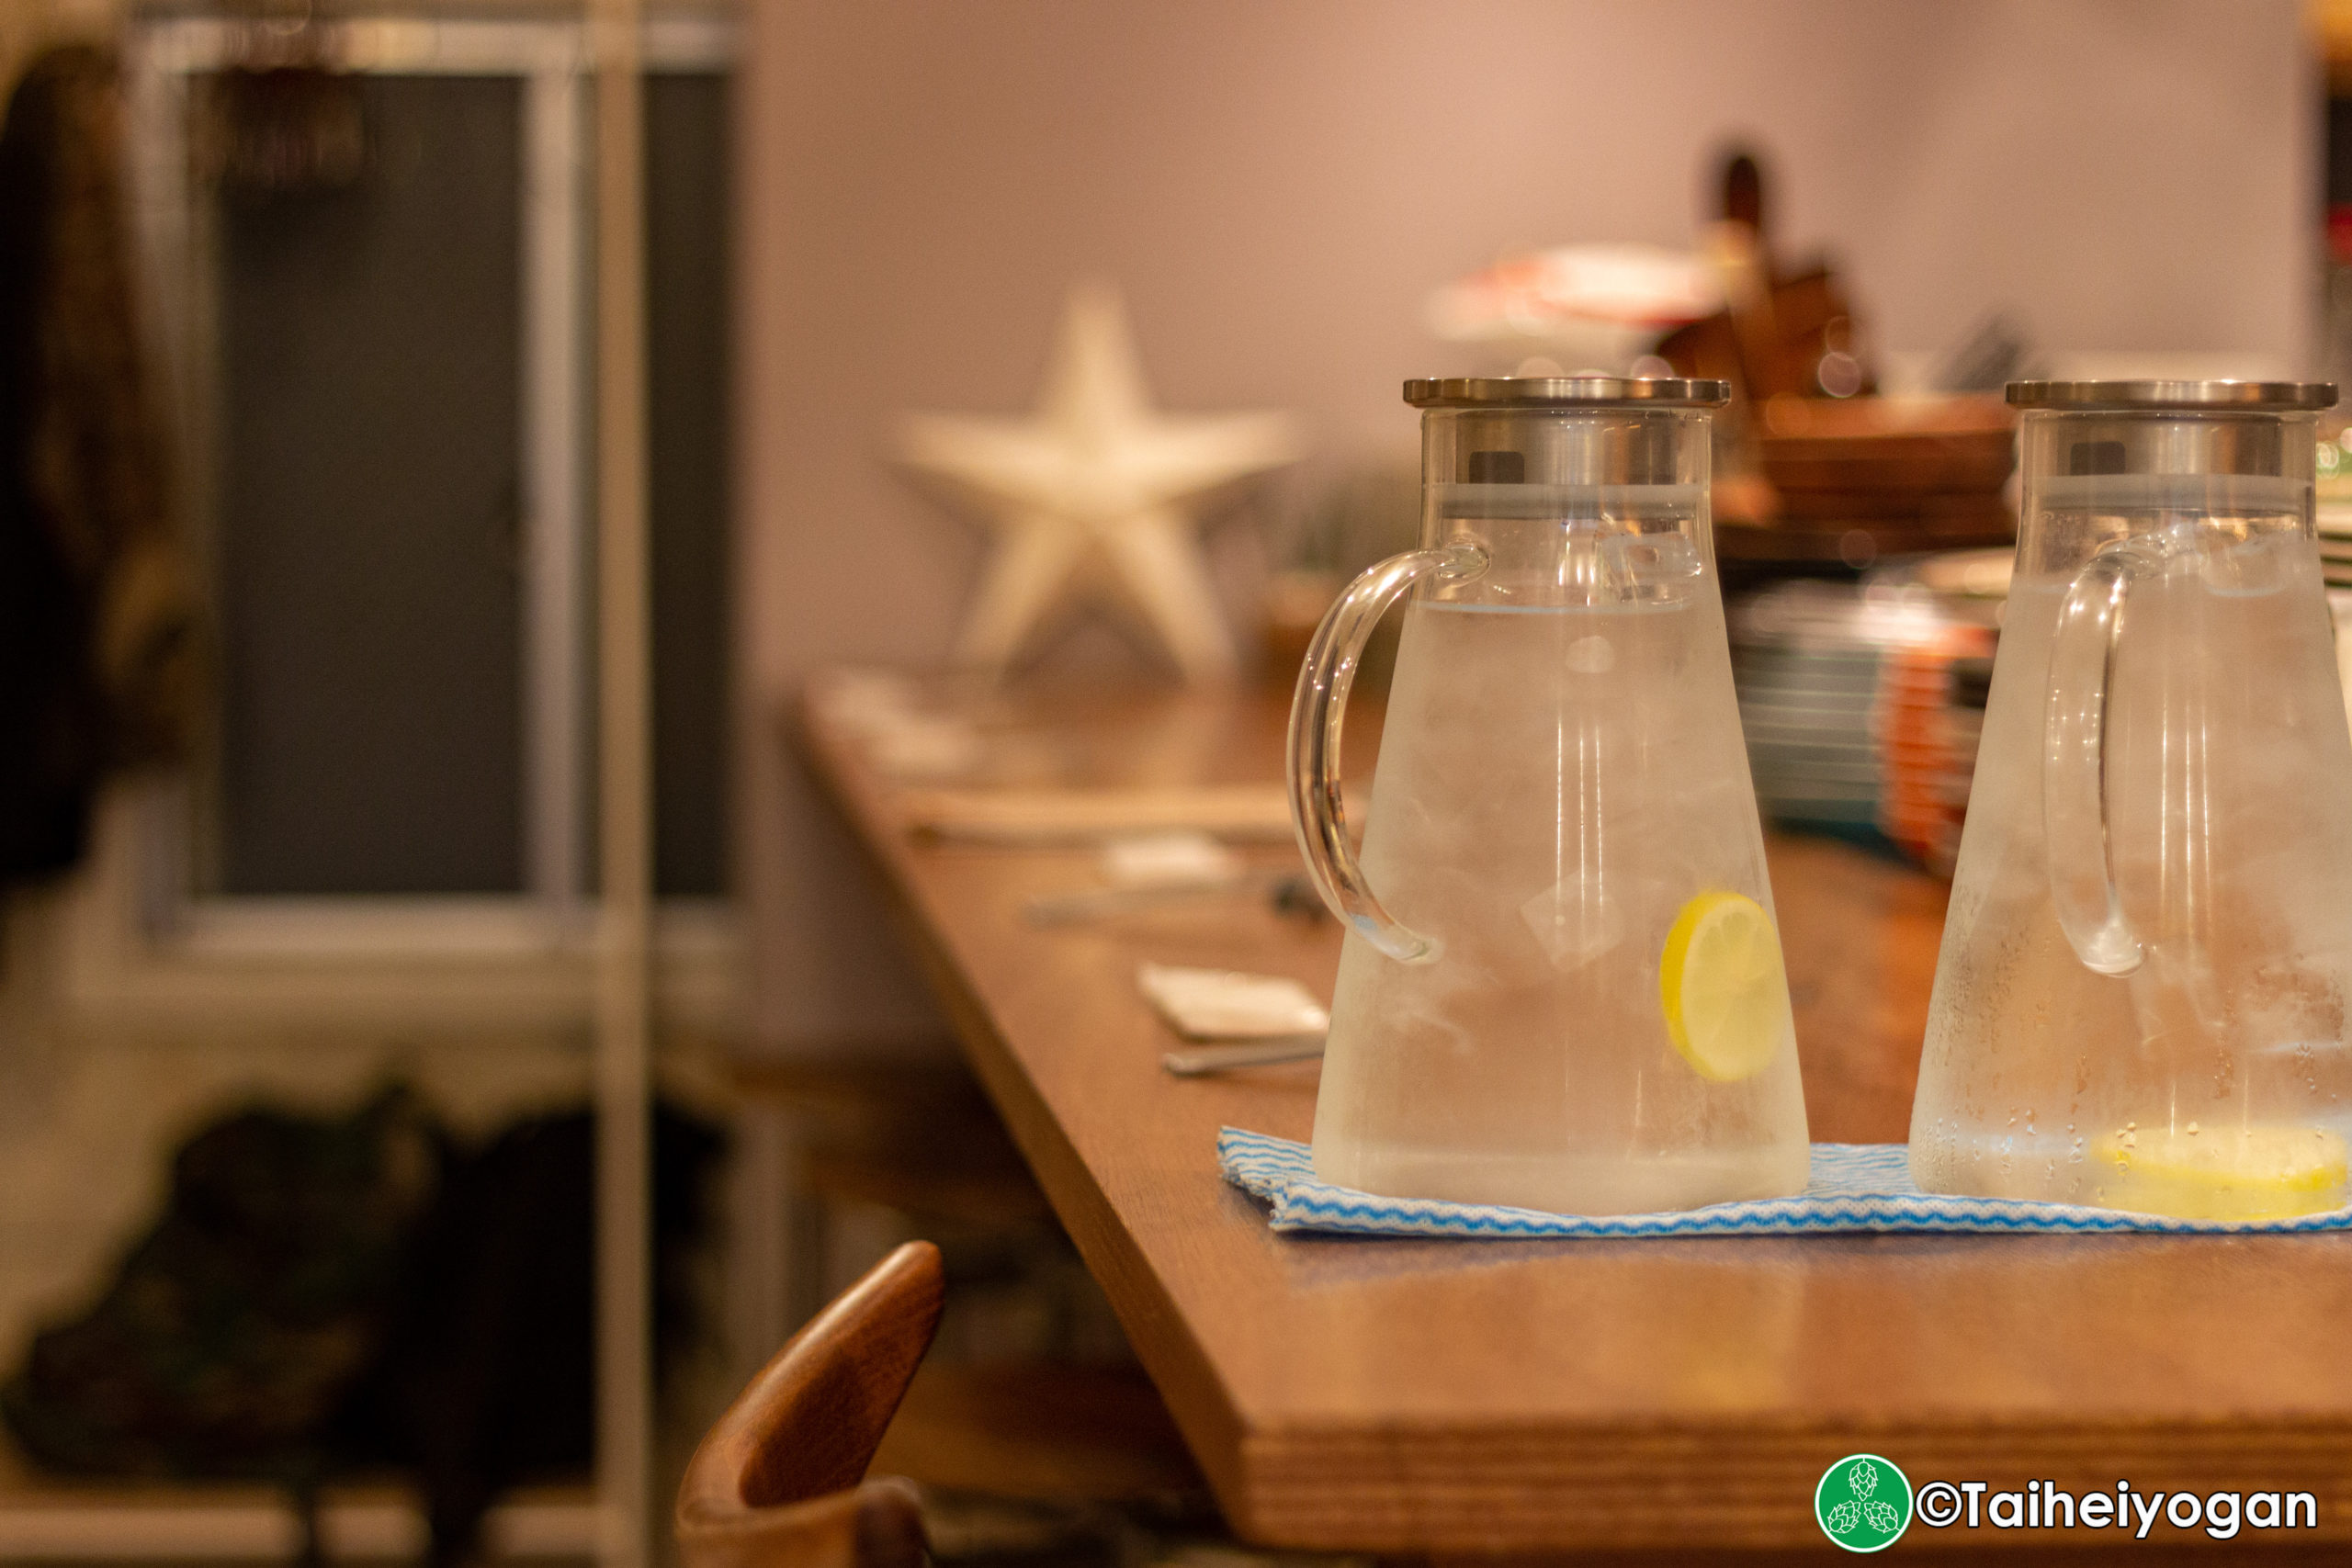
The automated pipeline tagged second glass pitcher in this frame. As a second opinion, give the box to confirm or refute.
[1288,377,1811,1215]
[1912,379,2352,1219]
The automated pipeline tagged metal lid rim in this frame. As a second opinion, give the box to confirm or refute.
[2007,379,2338,412]
[1405,376,1733,409]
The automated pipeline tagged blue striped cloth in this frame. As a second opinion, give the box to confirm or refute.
[1217,1127,2352,1237]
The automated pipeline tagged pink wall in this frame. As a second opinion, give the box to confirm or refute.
[737,0,2313,1051]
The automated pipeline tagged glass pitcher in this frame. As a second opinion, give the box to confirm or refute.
[1287,377,1811,1214]
[1911,379,2352,1220]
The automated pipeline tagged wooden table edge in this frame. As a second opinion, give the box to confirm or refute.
[787,702,1257,1513]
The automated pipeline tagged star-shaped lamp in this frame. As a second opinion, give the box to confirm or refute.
[899,284,1298,681]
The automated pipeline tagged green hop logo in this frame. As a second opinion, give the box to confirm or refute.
[1815,1453,1911,1551]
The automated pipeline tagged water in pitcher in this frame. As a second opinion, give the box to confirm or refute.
[1310,585,1813,1213]
[1911,516,2352,1213]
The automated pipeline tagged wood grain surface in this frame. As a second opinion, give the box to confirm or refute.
[792,679,2352,1554]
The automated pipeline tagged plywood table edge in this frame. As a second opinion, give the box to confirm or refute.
[1231,1416,2352,1551]
[787,703,1256,1513]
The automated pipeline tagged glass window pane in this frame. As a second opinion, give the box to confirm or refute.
[648,72,731,899]
[210,75,525,896]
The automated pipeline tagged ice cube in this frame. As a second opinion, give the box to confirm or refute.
[1520,874,1624,968]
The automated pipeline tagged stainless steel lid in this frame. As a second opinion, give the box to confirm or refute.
[2007,379,2338,412]
[1405,376,1731,410]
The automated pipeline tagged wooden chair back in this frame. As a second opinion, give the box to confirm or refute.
[677,1241,945,1568]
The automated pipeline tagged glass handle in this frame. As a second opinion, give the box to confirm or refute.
[2043,536,2165,976]
[1286,545,1485,964]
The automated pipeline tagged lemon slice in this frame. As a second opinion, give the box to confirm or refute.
[1658,890,1793,1082]
[2092,1124,2347,1222]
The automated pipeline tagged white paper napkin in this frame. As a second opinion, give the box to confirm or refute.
[1137,963,1329,1041]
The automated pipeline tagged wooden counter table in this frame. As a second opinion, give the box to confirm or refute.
[794,676,2352,1556]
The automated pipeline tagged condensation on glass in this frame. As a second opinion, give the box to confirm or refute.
[1286,378,1811,1214]
[1911,379,2352,1220]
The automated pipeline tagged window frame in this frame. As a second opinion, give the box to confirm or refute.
[64,13,739,1035]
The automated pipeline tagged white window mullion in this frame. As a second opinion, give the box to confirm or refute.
[522,51,591,918]
[121,28,215,935]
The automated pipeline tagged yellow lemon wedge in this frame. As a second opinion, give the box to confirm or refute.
[1658,890,1793,1082]
[2092,1124,2347,1222]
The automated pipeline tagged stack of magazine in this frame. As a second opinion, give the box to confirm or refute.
[1727,554,2006,875]
[2322,504,2352,589]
